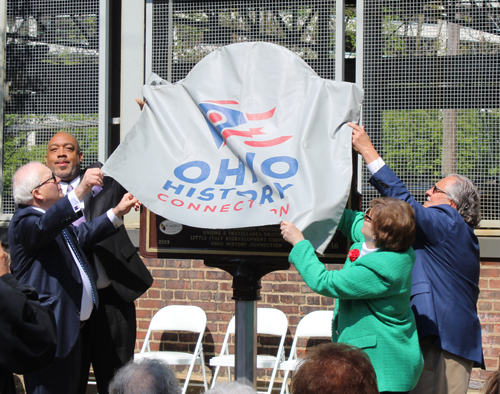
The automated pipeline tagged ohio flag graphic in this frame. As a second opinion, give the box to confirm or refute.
[199,101,291,149]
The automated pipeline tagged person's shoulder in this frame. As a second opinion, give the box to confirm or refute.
[360,249,414,269]
[427,204,463,227]
[8,206,40,238]
[373,249,412,261]
[356,251,414,283]
[13,205,40,219]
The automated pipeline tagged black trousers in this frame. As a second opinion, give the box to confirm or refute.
[24,328,84,394]
[77,286,136,394]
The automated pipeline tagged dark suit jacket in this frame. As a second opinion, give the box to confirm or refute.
[370,165,483,366]
[8,196,118,358]
[83,163,153,302]
[0,273,57,394]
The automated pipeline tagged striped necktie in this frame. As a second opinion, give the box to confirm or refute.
[61,228,99,307]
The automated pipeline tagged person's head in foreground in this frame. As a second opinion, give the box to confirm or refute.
[108,358,181,394]
[362,197,415,252]
[204,381,258,394]
[483,368,500,394]
[291,342,379,394]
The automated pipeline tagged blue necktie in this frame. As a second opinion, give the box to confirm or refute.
[61,228,99,307]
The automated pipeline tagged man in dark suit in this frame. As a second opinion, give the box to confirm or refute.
[0,243,57,394]
[45,132,153,394]
[8,161,140,394]
[350,122,483,394]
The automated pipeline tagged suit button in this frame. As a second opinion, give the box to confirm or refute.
[378,181,389,190]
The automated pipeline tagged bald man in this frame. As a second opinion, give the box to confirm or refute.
[45,133,153,394]
[8,161,139,394]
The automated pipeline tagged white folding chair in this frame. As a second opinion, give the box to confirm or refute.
[209,307,288,394]
[279,310,334,394]
[134,305,208,394]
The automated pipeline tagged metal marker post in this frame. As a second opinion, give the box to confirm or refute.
[205,260,289,389]
[235,300,257,387]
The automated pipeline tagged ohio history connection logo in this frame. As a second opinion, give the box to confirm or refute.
[157,99,297,217]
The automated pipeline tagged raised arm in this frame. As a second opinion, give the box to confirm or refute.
[349,123,452,245]
[349,122,380,165]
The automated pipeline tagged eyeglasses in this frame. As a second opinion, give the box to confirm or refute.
[432,185,447,195]
[363,207,373,221]
[32,173,57,192]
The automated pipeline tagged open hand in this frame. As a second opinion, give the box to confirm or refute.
[112,193,141,218]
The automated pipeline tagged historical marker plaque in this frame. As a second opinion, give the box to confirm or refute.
[140,208,350,264]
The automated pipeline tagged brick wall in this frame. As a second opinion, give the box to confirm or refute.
[135,258,500,392]
[469,260,500,392]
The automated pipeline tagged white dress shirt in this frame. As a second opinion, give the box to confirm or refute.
[366,157,386,175]
[33,192,95,320]
[60,176,123,290]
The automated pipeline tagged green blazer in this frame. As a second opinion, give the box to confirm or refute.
[290,210,423,392]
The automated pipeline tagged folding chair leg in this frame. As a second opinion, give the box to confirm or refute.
[211,366,221,388]
[181,377,189,394]
[200,354,208,391]
[280,370,291,394]
[182,362,197,394]
[260,365,280,394]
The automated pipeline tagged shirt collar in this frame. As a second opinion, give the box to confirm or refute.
[59,176,81,195]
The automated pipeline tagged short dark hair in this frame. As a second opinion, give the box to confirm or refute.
[370,197,415,252]
[108,359,181,394]
[291,343,379,394]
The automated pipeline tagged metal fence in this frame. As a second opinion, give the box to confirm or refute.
[360,0,500,225]
[2,0,100,214]
[147,0,340,81]
[2,0,500,227]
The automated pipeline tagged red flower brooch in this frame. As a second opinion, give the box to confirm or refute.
[348,249,360,262]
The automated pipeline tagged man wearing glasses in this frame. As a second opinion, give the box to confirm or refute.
[349,123,483,394]
[45,132,153,394]
[7,162,140,394]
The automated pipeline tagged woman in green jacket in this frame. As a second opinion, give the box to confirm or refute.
[281,197,423,394]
